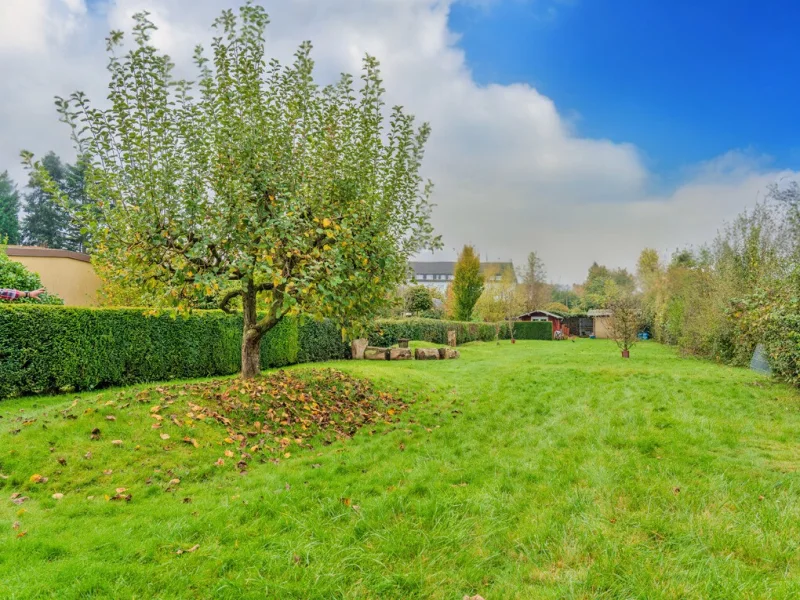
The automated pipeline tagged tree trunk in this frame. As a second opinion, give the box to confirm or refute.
[241,284,262,379]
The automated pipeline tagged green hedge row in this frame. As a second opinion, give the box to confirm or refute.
[0,307,549,399]
[513,321,553,340]
[0,306,347,399]
[368,318,506,347]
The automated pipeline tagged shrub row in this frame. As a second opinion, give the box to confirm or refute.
[367,318,508,347]
[0,306,348,399]
[0,308,549,399]
[513,321,553,340]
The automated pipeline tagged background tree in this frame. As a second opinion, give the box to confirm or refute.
[25,5,440,378]
[0,172,21,244]
[542,301,569,314]
[62,158,93,252]
[443,282,456,319]
[22,152,70,249]
[452,245,483,321]
[519,251,549,311]
[550,284,581,311]
[404,285,434,315]
[475,266,522,341]
[581,262,635,310]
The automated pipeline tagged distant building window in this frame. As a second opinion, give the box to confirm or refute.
[422,274,428,280]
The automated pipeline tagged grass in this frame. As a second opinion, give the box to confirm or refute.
[2,339,800,599]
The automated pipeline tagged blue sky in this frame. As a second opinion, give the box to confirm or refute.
[449,0,800,186]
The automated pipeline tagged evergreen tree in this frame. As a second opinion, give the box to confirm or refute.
[22,152,69,248]
[63,158,92,252]
[0,171,21,244]
[453,245,484,321]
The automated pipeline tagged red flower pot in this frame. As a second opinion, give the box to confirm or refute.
[621,349,630,358]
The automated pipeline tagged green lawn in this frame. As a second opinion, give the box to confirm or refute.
[2,340,800,599]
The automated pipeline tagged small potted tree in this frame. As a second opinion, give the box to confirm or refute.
[607,293,641,358]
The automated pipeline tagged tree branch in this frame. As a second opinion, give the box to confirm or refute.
[219,289,243,313]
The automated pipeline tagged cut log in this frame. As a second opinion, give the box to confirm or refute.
[414,347,440,360]
[351,338,368,360]
[447,330,457,347]
[364,346,389,360]
[443,348,460,359]
[388,348,412,361]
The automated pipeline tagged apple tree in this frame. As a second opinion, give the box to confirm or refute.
[24,3,440,377]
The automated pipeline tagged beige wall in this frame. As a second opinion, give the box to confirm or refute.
[594,316,612,339]
[6,247,102,307]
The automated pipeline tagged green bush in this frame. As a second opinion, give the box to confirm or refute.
[297,318,349,363]
[513,321,553,340]
[0,307,338,399]
[262,316,299,368]
[368,318,503,347]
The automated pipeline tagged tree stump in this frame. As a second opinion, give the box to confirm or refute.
[447,330,457,347]
[398,338,410,349]
[414,347,440,360]
[388,348,412,360]
[438,347,460,359]
[351,338,368,360]
[364,346,389,360]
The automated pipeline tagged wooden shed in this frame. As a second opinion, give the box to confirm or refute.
[587,309,613,339]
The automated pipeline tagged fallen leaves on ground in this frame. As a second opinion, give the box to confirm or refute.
[176,544,200,555]
[181,370,408,468]
[30,474,48,484]
[52,493,64,500]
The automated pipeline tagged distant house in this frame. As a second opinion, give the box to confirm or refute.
[517,310,563,338]
[408,261,516,293]
[587,309,613,339]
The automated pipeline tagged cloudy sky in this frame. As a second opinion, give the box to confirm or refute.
[1,0,798,284]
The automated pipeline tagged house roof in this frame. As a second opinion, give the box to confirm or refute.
[4,245,91,263]
[409,261,515,277]
[587,309,612,317]
[517,310,564,321]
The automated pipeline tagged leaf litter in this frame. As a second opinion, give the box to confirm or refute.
[148,369,409,471]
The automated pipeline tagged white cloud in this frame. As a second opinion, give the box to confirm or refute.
[0,0,794,282]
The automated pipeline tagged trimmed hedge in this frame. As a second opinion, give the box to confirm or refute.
[297,318,350,364]
[513,321,553,340]
[0,306,343,398]
[368,318,504,347]
[0,307,550,399]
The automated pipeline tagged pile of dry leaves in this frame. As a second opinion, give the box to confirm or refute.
[151,369,408,467]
